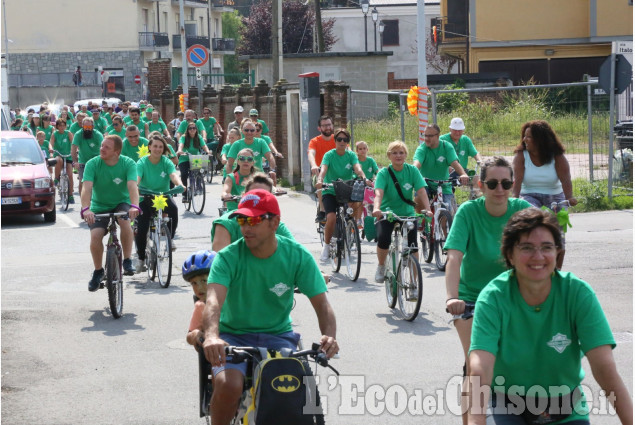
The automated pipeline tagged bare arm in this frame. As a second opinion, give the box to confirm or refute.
[80,181,95,224]
[48,133,56,154]
[127,180,140,220]
[202,283,228,366]
[315,164,328,188]
[221,176,233,201]
[414,186,431,214]
[511,152,524,198]
[308,292,338,358]
[413,159,422,170]
[353,163,366,181]
[308,148,319,175]
[445,250,466,315]
[265,151,276,170]
[211,225,232,253]
[450,160,469,185]
[468,350,496,425]
[586,345,633,424]
[554,154,577,206]
[225,157,235,174]
[71,144,79,164]
[169,171,184,187]
[372,187,384,218]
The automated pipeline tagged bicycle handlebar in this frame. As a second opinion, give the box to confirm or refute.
[93,211,129,219]
[424,178,461,186]
[138,186,185,196]
[51,150,72,158]
[446,301,475,324]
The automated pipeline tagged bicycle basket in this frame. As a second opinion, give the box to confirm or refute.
[189,155,209,171]
[332,179,354,204]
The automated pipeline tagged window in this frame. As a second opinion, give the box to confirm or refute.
[199,17,204,35]
[215,18,220,38]
[163,12,168,33]
[382,20,399,46]
[142,8,149,32]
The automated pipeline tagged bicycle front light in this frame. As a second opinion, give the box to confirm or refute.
[346,207,354,215]
[34,177,52,189]
[405,221,415,231]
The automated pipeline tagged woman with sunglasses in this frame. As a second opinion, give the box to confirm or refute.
[468,208,632,425]
[176,123,210,202]
[104,115,127,139]
[253,122,286,194]
[221,148,256,212]
[225,119,276,177]
[512,120,577,270]
[443,156,532,425]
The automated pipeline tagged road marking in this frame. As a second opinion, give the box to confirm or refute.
[59,214,79,228]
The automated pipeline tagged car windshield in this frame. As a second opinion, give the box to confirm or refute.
[1,137,45,165]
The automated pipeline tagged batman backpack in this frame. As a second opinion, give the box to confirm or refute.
[244,348,323,425]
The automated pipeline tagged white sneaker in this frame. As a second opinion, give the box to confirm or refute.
[136,259,147,273]
[320,244,330,262]
[375,265,386,283]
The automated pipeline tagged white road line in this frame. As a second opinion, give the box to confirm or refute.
[58,213,79,228]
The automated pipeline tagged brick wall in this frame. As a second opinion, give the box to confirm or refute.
[388,72,417,90]
[147,59,172,104]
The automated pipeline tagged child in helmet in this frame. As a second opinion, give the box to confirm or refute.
[183,250,216,347]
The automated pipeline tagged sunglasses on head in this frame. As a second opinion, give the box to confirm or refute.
[243,128,256,133]
[235,214,272,226]
[335,137,350,143]
[484,179,513,190]
[238,155,254,162]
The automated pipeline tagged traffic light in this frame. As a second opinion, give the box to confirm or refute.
[432,25,438,45]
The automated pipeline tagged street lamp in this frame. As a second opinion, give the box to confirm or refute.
[361,0,369,52]
[371,7,378,52]
[378,20,385,52]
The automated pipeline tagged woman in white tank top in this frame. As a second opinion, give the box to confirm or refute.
[512,120,577,269]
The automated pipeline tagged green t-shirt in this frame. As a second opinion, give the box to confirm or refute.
[358,156,379,180]
[210,210,294,246]
[439,133,478,170]
[92,116,108,135]
[178,135,206,164]
[148,121,167,135]
[374,163,426,217]
[257,119,269,135]
[51,130,72,156]
[128,120,147,138]
[166,143,177,160]
[228,138,271,172]
[321,149,359,196]
[413,140,459,194]
[220,143,232,180]
[208,235,326,335]
[136,155,176,193]
[470,271,616,422]
[444,197,532,302]
[105,125,127,140]
[123,115,133,125]
[177,120,205,137]
[72,130,104,164]
[83,155,137,213]
[69,122,82,135]
[38,140,50,158]
[121,137,149,162]
[101,112,113,125]
[37,125,53,143]
[197,117,217,140]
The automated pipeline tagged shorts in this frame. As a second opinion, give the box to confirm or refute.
[211,331,300,377]
[88,203,131,231]
[322,193,339,214]
[520,192,567,249]
[78,163,86,181]
[375,218,418,250]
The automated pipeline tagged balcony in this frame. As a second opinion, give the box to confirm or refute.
[433,16,468,59]
[211,0,235,11]
[171,0,208,8]
[211,38,235,54]
[172,35,210,50]
[138,32,170,51]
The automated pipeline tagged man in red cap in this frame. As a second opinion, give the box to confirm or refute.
[201,189,338,425]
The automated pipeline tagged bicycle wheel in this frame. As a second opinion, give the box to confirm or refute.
[206,159,213,184]
[59,174,70,211]
[191,173,206,215]
[344,218,361,281]
[434,210,453,271]
[146,227,157,280]
[384,246,397,309]
[156,223,173,288]
[106,246,123,318]
[419,226,434,264]
[317,222,325,247]
[184,187,192,211]
[397,253,423,321]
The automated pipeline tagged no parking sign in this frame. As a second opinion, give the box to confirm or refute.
[187,45,209,67]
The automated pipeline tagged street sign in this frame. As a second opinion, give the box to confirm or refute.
[599,54,633,94]
[195,68,202,81]
[134,75,141,84]
[187,44,209,67]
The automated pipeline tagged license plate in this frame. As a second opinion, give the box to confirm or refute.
[1,197,22,205]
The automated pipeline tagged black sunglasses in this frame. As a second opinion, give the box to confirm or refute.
[484,179,513,190]
[335,137,350,143]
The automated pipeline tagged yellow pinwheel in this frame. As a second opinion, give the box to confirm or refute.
[137,144,150,158]
[152,194,168,211]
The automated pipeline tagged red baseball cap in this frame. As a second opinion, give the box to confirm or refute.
[229,189,280,218]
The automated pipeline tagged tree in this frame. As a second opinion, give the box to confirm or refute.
[222,10,247,83]
[238,0,337,56]
[410,32,458,75]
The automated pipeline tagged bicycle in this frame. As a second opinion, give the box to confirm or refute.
[456,164,482,205]
[419,178,458,272]
[218,194,241,217]
[360,184,375,241]
[53,150,72,211]
[182,154,207,215]
[381,211,425,321]
[318,180,362,281]
[206,140,220,184]
[138,186,183,288]
[197,341,336,425]
[93,211,127,319]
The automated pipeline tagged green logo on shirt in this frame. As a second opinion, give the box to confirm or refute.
[270,282,291,297]
[547,333,571,353]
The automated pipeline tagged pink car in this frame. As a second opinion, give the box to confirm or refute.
[1,131,57,222]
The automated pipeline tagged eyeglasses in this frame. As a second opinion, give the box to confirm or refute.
[188,127,197,130]
[424,133,439,138]
[335,137,350,143]
[203,111,210,115]
[235,214,272,226]
[243,128,256,133]
[484,179,513,190]
[515,243,557,256]
[237,155,254,162]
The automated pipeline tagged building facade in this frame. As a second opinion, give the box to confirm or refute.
[4,0,235,107]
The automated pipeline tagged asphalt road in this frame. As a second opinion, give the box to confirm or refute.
[1,175,632,424]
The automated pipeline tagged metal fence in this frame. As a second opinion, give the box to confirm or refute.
[350,81,633,198]
[8,72,100,87]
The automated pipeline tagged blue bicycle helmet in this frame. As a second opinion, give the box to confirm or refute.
[182,250,216,281]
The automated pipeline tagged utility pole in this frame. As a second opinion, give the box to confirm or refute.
[417,1,428,144]
[179,0,188,91]
[272,0,279,83]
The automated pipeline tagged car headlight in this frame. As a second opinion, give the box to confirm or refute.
[34,177,51,189]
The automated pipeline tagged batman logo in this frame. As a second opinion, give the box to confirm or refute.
[271,375,301,393]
